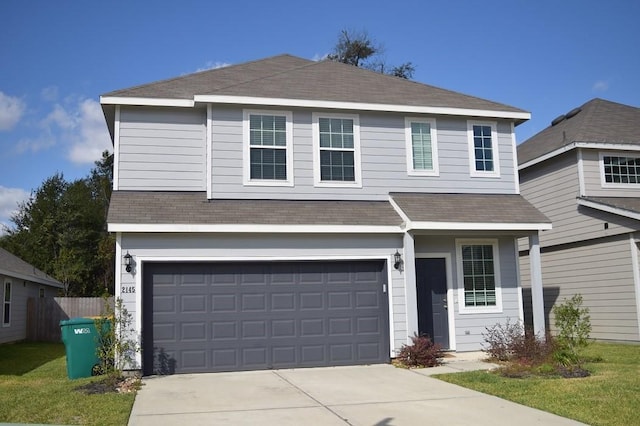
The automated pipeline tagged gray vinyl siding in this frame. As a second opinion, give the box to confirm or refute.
[0,276,59,344]
[582,148,640,197]
[414,235,521,351]
[118,233,407,354]
[520,152,637,248]
[210,107,517,200]
[520,235,640,342]
[118,107,206,190]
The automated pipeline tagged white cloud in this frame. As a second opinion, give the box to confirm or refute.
[67,99,112,164]
[312,53,329,61]
[43,104,75,129]
[41,86,59,102]
[15,134,56,154]
[592,80,609,92]
[196,61,232,72]
[0,186,30,233]
[0,91,26,131]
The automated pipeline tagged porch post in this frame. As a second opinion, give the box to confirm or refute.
[529,232,546,337]
[403,231,418,340]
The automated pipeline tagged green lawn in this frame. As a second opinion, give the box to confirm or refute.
[0,342,136,425]
[435,342,640,426]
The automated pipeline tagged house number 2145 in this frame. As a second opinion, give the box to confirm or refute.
[122,286,136,294]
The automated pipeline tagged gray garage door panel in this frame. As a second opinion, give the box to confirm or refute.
[142,261,389,375]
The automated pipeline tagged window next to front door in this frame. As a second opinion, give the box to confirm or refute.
[456,239,502,314]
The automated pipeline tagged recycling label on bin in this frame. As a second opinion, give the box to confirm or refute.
[74,327,91,335]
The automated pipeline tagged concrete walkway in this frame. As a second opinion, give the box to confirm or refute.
[128,355,585,426]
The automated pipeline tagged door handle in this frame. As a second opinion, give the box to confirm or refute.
[443,298,448,310]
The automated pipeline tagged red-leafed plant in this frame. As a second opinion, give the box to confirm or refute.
[396,333,443,368]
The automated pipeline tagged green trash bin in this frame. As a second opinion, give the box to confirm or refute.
[60,317,109,379]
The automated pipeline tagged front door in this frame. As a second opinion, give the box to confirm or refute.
[415,258,449,349]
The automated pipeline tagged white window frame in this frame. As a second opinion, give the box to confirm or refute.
[599,151,640,188]
[312,112,362,188]
[456,239,503,314]
[242,109,294,187]
[467,121,500,178]
[405,117,439,176]
[3,280,11,327]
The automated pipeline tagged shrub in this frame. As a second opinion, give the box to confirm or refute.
[483,319,556,374]
[553,294,591,368]
[396,334,443,368]
[482,318,524,361]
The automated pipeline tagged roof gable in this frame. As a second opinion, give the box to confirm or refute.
[102,54,527,115]
[518,98,640,166]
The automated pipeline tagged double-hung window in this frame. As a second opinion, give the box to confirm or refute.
[312,113,362,187]
[456,239,502,314]
[243,110,293,186]
[601,153,640,185]
[405,117,439,176]
[467,121,500,177]
[3,281,10,327]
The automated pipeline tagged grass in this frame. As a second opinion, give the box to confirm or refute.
[0,341,136,425]
[435,342,640,426]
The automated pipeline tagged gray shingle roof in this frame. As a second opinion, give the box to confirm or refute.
[107,191,403,227]
[390,193,551,225]
[518,98,640,165]
[0,248,63,288]
[579,196,640,219]
[103,54,526,114]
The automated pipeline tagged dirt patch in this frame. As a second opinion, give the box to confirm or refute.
[75,377,141,394]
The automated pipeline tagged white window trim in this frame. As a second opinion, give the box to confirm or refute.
[456,239,503,314]
[242,109,294,187]
[312,112,362,188]
[405,117,439,176]
[467,121,500,178]
[599,151,640,188]
[3,280,11,327]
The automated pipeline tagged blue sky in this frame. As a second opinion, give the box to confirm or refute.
[1,0,639,229]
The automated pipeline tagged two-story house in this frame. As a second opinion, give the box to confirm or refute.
[101,54,550,375]
[518,98,640,343]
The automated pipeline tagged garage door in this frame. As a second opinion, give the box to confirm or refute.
[142,261,389,375]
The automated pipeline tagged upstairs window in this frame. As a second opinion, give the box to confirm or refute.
[457,239,502,314]
[467,121,500,177]
[3,281,10,326]
[313,113,362,187]
[602,155,640,184]
[405,117,439,176]
[243,110,293,186]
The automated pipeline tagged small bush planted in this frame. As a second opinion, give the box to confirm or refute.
[396,334,443,368]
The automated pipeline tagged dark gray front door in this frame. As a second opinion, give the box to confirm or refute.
[415,258,449,349]
[142,261,389,375]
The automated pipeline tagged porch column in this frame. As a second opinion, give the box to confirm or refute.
[529,232,546,337]
[403,231,418,340]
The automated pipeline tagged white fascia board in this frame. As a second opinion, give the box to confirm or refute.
[100,96,195,108]
[406,221,552,231]
[577,198,640,221]
[193,95,531,121]
[108,223,403,234]
[387,196,410,227]
[519,142,640,170]
[0,268,63,288]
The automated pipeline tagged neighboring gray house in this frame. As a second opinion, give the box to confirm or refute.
[0,247,63,344]
[518,98,640,342]
[101,54,550,375]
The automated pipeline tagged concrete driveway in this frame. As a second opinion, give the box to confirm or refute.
[128,362,584,426]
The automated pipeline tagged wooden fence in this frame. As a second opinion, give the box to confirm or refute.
[26,297,114,342]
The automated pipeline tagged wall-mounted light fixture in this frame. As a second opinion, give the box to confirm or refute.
[393,250,402,270]
[124,251,133,273]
